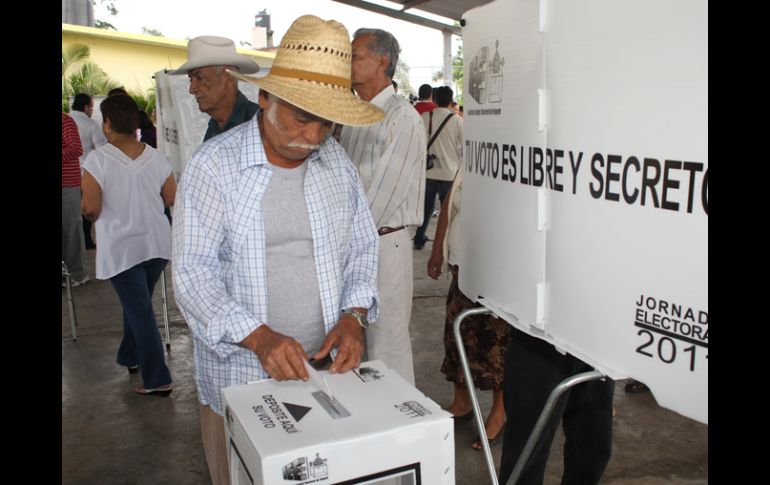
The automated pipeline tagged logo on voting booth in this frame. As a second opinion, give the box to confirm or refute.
[632,294,708,373]
[282,453,329,482]
[354,366,383,382]
[468,40,505,106]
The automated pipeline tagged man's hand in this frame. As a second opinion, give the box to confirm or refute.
[240,325,309,381]
[313,314,365,374]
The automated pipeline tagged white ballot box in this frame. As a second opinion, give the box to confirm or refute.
[222,360,455,485]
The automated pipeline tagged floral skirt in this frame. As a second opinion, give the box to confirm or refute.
[441,266,511,390]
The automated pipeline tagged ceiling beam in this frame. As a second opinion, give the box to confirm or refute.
[400,0,432,11]
[330,0,461,36]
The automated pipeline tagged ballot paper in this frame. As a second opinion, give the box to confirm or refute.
[303,359,333,400]
[222,360,455,485]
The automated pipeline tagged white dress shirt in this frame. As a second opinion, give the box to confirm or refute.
[172,116,380,415]
[70,109,108,168]
[340,85,426,230]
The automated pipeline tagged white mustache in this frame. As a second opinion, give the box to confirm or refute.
[287,142,321,150]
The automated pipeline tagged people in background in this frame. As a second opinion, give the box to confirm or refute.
[498,328,614,484]
[414,85,462,250]
[428,170,510,450]
[172,15,383,485]
[70,93,108,250]
[340,27,426,385]
[80,94,176,398]
[172,35,261,141]
[62,112,90,286]
[414,83,436,115]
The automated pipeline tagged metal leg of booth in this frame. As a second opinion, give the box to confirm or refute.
[504,369,605,485]
[454,307,607,485]
[453,307,500,485]
[160,268,171,352]
[62,261,78,342]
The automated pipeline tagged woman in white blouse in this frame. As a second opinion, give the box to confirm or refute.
[81,94,176,397]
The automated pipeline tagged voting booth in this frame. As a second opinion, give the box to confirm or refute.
[223,360,455,485]
[460,0,707,424]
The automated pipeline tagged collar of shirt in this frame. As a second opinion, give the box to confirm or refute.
[205,91,259,140]
[368,84,396,109]
[235,113,331,172]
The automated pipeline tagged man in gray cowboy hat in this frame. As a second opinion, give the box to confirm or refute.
[172,15,384,485]
[172,35,261,141]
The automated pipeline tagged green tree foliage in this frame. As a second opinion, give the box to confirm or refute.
[393,58,414,98]
[452,44,464,106]
[129,86,157,116]
[431,44,464,105]
[141,27,164,37]
[61,43,120,111]
[94,0,118,30]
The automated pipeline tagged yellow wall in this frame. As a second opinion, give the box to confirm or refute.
[62,24,274,93]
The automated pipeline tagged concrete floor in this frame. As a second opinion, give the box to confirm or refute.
[62,216,708,485]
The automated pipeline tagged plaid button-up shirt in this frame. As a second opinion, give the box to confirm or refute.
[172,115,379,415]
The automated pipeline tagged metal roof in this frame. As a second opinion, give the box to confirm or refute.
[330,0,495,35]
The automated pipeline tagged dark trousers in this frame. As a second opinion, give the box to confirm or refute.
[82,216,95,248]
[498,328,614,485]
[111,258,172,389]
[414,178,453,245]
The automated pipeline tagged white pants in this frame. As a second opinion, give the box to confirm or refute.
[366,229,415,385]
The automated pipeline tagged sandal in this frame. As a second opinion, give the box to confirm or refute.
[471,421,505,450]
[472,430,503,450]
[624,380,650,394]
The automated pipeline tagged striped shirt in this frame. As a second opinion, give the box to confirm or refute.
[172,115,380,415]
[62,113,83,187]
[340,85,426,229]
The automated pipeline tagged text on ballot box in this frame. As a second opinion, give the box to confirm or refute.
[223,360,455,485]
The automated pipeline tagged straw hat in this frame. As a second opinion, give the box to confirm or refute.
[171,36,260,74]
[227,15,384,126]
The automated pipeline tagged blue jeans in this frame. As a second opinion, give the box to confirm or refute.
[414,179,453,246]
[498,327,614,485]
[111,258,172,389]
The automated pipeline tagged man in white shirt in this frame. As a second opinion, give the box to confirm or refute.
[340,28,426,385]
[70,93,108,249]
[414,86,463,250]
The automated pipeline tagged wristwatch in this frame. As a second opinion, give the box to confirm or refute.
[342,308,369,329]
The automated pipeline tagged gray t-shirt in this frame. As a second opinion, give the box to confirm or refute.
[262,160,326,354]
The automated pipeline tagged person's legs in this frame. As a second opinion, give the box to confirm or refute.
[62,187,89,281]
[435,179,453,210]
[116,307,138,369]
[110,260,172,390]
[366,230,415,384]
[414,179,439,248]
[472,388,507,449]
[200,404,231,485]
[560,364,614,485]
[82,215,95,249]
[498,329,572,485]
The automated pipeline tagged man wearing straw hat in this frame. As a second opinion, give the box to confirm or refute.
[172,15,384,485]
[171,35,261,141]
[339,28,427,385]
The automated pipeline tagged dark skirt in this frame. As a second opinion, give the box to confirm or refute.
[441,266,511,390]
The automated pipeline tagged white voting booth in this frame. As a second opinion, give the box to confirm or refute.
[222,360,454,485]
[460,0,707,429]
[154,69,263,180]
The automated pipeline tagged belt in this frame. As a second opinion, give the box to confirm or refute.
[377,226,405,236]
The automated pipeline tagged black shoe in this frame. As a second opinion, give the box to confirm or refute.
[624,380,650,394]
[128,365,139,374]
[134,385,172,397]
